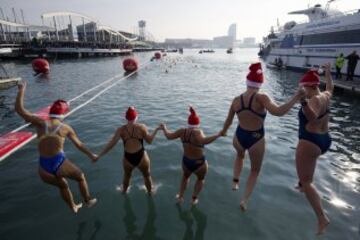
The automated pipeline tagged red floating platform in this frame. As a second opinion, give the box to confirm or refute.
[0,132,34,161]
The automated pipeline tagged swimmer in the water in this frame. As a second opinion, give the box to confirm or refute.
[220,62,305,211]
[160,107,222,205]
[95,107,160,194]
[295,63,333,235]
[15,82,97,213]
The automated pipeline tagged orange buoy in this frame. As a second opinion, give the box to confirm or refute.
[32,58,50,74]
[154,52,161,59]
[122,57,139,73]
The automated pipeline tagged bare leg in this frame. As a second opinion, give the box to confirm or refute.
[296,140,330,235]
[240,138,264,211]
[232,136,245,190]
[138,153,154,194]
[177,166,191,203]
[58,160,97,207]
[39,167,82,213]
[192,162,208,205]
[122,158,135,194]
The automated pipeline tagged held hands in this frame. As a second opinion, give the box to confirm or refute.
[159,123,166,131]
[296,86,306,99]
[220,129,227,137]
[91,153,99,163]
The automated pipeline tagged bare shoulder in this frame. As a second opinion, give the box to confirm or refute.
[137,123,148,132]
[255,92,270,104]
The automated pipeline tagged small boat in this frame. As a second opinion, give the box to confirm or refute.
[226,48,233,54]
[266,62,286,70]
[199,49,215,54]
[166,49,178,53]
[0,64,21,90]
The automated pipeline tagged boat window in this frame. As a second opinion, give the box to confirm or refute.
[302,29,360,45]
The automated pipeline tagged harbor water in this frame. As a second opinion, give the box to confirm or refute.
[0,49,359,240]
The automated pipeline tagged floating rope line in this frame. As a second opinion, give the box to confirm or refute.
[0,61,151,161]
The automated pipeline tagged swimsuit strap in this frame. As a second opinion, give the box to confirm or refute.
[236,94,247,113]
[248,93,256,109]
[44,121,48,134]
[183,128,204,148]
[317,107,330,119]
[45,121,63,134]
[240,94,246,109]
[124,125,143,146]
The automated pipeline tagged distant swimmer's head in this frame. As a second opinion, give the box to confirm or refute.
[49,100,69,119]
[188,106,200,128]
[299,70,320,89]
[126,106,138,122]
[246,62,264,89]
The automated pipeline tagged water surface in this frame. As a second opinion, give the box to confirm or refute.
[0,49,359,240]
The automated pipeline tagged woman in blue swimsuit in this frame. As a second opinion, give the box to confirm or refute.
[96,107,160,194]
[295,63,333,235]
[15,82,97,213]
[221,62,304,210]
[160,107,222,205]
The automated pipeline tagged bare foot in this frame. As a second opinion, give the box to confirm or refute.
[116,185,130,194]
[317,216,330,235]
[85,198,97,208]
[72,203,83,213]
[191,196,199,205]
[176,194,184,204]
[232,179,239,191]
[240,201,247,212]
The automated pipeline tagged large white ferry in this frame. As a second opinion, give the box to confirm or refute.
[259,1,360,76]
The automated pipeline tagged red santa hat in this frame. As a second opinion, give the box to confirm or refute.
[49,100,69,119]
[188,106,200,127]
[246,62,264,88]
[126,106,138,121]
[299,70,320,86]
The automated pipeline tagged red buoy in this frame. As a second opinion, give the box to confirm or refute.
[32,58,50,74]
[122,57,139,73]
[154,52,161,59]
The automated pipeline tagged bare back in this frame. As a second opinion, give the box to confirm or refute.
[232,91,267,131]
[180,128,204,159]
[38,120,70,157]
[120,123,146,153]
[306,93,330,133]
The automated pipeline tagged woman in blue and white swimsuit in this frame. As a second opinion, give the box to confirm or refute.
[160,107,222,205]
[295,63,333,235]
[221,62,304,211]
[15,82,97,213]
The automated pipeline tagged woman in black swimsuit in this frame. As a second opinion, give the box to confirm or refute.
[221,62,304,210]
[95,107,160,194]
[160,107,221,205]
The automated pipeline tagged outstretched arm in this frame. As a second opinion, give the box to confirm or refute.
[143,125,160,144]
[96,129,122,160]
[258,89,304,116]
[160,123,182,140]
[221,101,236,136]
[323,63,333,97]
[67,126,97,161]
[196,130,221,145]
[15,81,44,127]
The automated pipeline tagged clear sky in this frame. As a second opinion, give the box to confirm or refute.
[1,0,358,42]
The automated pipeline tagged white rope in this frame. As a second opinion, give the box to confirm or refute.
[10,62,149,133]
[1,61,151,161]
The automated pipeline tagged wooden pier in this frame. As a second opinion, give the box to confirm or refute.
[320,78,360,94]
